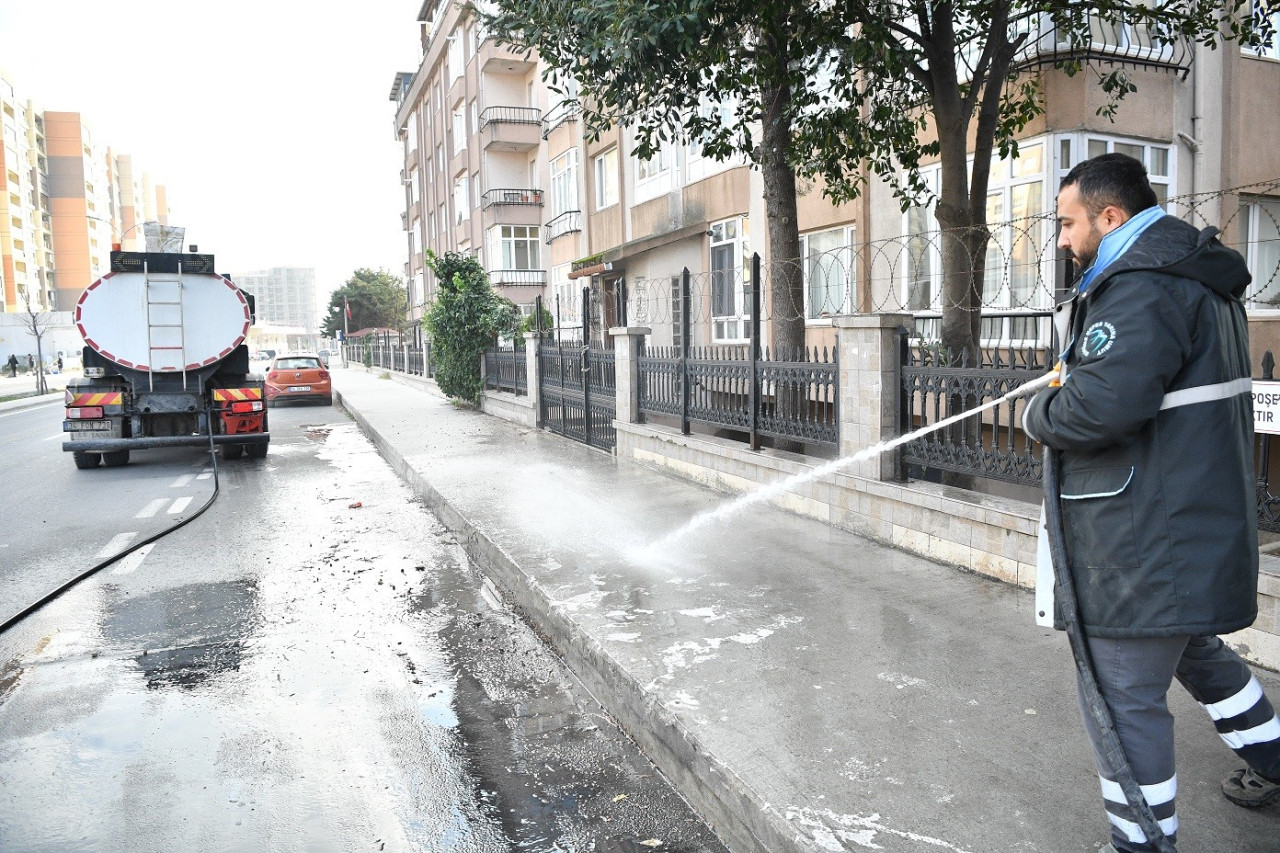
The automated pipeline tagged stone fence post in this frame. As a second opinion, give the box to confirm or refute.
[523,332,541,416]
[833,314,912,481]
[609,326,651,424]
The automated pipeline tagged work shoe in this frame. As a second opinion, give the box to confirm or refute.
[1222,767,1280,808]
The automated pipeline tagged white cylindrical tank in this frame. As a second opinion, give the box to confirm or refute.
[75,269,251,372]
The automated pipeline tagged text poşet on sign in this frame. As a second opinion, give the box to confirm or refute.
[1253,380,1280,435]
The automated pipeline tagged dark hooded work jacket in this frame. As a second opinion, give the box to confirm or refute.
[1023,215,1258,639]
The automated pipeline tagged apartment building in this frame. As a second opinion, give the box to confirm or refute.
[0,74,174,315]
[392,5,1280,355]
[0,77,54,313]
[233,267,319,333]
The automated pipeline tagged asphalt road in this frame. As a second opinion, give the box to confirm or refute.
[0,399,727,852]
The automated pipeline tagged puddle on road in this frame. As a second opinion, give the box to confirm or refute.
[302,425,333,442]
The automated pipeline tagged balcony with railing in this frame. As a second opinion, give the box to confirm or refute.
[479,30,538,75]
[490,268,547,288]
[479,106,542,152]
[544,210,583,244]
[542,101,582,139]
[1010,10,1193,75]
[481,188,544,228]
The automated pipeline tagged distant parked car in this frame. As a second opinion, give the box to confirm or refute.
[264,352,332,407]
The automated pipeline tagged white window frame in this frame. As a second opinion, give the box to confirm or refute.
[447,32,465,83]
[634,140,676,203]
[452,101,466,155]
[1240,196,1280,307]
[453,172,470,224]
[550,148,579,218]
[684,95,746,185]
[488,225,541,271]
[1245,1,1280,59]
[801,225,855,323]
[709,216,750,343]
[594,147,619,210]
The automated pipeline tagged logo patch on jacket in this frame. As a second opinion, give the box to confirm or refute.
[1081,321,1117,357]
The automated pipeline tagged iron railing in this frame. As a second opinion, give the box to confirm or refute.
[898,334,1056,487]
[479,105,542,128]
[481,188,543,209]
[545,210,582,243]
[637,261,839,451]
[483,341,527,395]
[539,339,616,451]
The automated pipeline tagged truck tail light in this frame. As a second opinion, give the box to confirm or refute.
[229,401,263,414]
[67,406,105,419]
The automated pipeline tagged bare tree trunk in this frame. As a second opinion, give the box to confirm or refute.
[759,37,805,454]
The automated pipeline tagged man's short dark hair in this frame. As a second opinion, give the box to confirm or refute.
[1060,152,1159,219]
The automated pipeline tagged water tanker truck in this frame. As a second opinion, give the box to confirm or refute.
[61,250,270,468]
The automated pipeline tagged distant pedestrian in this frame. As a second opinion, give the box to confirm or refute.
[6,354,16,377]
[26,354,33,371]
[56,356,63,372]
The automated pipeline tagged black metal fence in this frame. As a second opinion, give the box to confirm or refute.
[898,332,1056,487]
[344,341,433,377]
[483,341,527,395]
[637,261,839,451]
[539,339,616,451]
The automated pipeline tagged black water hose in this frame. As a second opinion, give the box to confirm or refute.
[0,414,222,636]
[1042,446,1175,853]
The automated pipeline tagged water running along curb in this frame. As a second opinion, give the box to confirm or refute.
[335,388,794,853]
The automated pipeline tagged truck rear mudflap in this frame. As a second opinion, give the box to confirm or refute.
[61,433,271,453]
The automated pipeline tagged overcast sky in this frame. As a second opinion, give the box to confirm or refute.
[0,1,422,314]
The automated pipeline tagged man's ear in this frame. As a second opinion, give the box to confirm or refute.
[1097,204,1130,235]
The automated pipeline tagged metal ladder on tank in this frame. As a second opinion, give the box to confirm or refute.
[143,260,188,391]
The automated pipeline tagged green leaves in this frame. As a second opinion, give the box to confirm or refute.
[423,251,519,404]
[323,269,407,338]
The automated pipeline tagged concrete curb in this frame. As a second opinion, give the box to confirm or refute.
[335,386,799,853]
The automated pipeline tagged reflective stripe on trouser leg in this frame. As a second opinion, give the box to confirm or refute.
[1176,635,1280,780]
[1077,635,1184,852]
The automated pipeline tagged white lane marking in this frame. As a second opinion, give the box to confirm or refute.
[196,471,213,480]
[136,498,168,519]
[44,432,63,441]
[168,496,193,515]
[97,532,138,559]
[172,474,194,488]
[110,544,155,575]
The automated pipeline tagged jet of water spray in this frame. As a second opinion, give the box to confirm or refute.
[637,369,1059,558]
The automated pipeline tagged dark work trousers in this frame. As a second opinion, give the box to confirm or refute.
[1078,634,1280,852]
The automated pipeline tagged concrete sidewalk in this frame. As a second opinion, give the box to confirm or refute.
[0,370,72,414]
[332,365,1280,853]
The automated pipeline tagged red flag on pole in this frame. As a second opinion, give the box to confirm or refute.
[344,298,352,320]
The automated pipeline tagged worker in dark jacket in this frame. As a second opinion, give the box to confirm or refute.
[1024,153,1280,853]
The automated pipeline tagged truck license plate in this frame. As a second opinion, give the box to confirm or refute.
[288,385,311,392]
[64,419,112,432]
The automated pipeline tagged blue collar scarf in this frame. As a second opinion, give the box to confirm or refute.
[1077,205,1166,294]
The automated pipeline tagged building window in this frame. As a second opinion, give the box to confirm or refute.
[453,173,470,224]
[550,148,579,217]
[1241,197,1280,305]
[490,225,541,270]
[594,147,619,210]
[452,102,466,154]
[448,33,465,83]
[634,141,675,203]
[710,217,749,342]
[550,262,576,338]
[1245,1,1280,59]
[1062,135,1173,208]
[801,226,855,321]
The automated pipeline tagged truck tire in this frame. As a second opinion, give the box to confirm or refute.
[102,450,130,467]
[222,443,245,460]
[246,442,268,459]
[73,451,102,469]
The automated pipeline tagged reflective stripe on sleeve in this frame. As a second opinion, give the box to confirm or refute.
[1159,377,1252,411]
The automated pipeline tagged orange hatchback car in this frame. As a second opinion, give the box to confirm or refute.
[265,353,332,407]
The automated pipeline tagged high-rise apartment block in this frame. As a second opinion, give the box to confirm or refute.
[233,267,318,333]
[392,4,1280,354]
[0,74,172,314]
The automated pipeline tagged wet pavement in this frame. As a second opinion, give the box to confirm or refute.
[331,366,1280,853]
[0,408,727,852]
